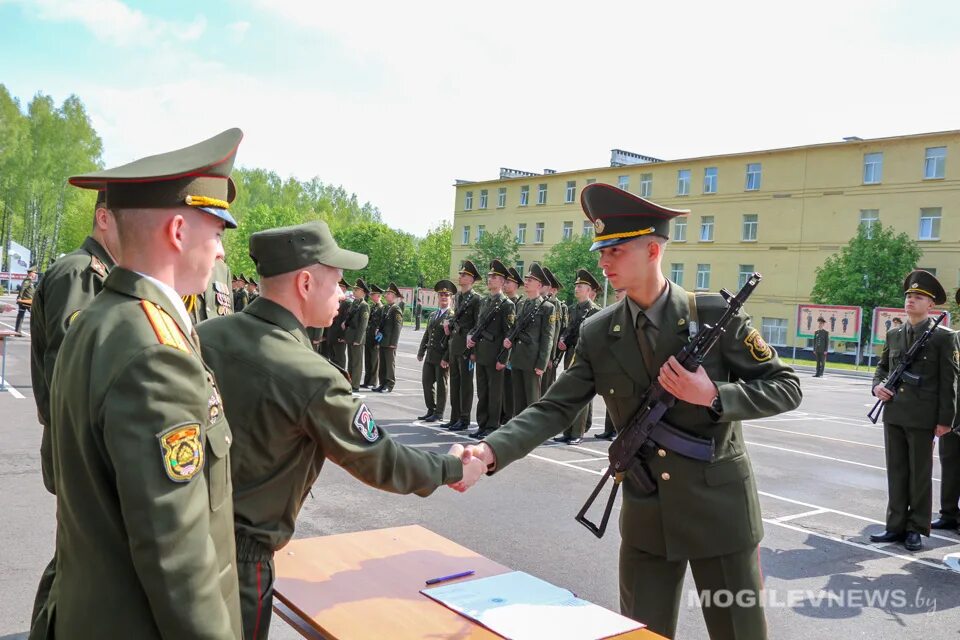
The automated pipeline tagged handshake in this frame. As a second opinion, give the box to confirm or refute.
[446,443,497,493]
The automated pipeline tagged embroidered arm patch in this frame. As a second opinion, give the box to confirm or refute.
[744,328,773,362]
[353,403,380,442]
[158,423,204,482]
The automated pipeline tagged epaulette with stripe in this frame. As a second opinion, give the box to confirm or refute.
[140,301,190,352]
[89,255,107,278]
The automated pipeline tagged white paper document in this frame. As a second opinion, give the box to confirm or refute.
[421,570,643,640]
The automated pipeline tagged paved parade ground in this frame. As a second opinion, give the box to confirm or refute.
[2,297,959,639]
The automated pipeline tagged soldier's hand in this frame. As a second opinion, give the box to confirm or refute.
[466,335,476,348]
[558,340,567,351]
[495,362,506,371]
[503,338,512,349]
[658,356,716,406]
[873,385,894,401]
[353,342,360,346]
[535,368,543,376]
[440,359,449,369]
[936,425,951,438]
[447,444,484,492]
[465,442,497,471]
[417,354,423,362]
[443,321,451,336]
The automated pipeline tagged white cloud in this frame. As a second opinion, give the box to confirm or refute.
[226,20,250,42]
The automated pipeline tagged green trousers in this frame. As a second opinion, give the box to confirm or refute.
[883,422,935,535]
[502,368,514,423]
[378,346,396,388]
[511,368,542,414]
[619,543,766,639]
[348,342,364,389]
[938,432,960,520]
[363,341,379,386]
[449,352,474,423]
[475,363,504,431]
[237,537,275,640]
[330,339,347,369]
[421,360,448,416]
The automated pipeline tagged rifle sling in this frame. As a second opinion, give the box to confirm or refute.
[648,420,714,462]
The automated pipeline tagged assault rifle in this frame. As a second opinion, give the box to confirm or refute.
[867,311,947,424]
[462,298,505,360]
[575,273,762,538]
[551,304,593,369]
[439,292,475,354]
[497,297,545,360]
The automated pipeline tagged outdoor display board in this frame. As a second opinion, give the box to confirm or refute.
[796,304,862,342]
[871,307,951,345]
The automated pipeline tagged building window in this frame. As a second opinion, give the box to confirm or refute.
[537,183,547,205]
[670,263,684,286]
[919,207,941,241]
[745,163,762,191]
[742,214,758,241]
[738,264,754,288]
[520,185,529,206]
[476,225,485,242]
[497,187,506,208]
[761,317,788,346]
[515,260,524,275]
[565,181,576,203]
[534,222,545,244]
[517,223,527,244]
[618,175,629,191]
[677,169,691,196]
[918,266,937,276]
[464,191,473,210]
[478,189,488,210]
[699,215,715,242]
[863,152,883,184]
[703,167,718,194]
[925,147,946,180]
[859,209,879,238]
[639,173,652,198]
[696,264,711,290]
[673,218,687,242]
[562,221,573,240]
[461,226,470,245]
[586,178,596,185]
[582,220,592,237]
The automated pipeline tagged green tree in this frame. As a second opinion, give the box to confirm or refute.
[810,224,922,344]
[466,225,519,273]
[416,220,452,286]
[543,234,604,305]
[333,222,418,287]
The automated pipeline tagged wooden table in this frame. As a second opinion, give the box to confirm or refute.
[273,524,664,639]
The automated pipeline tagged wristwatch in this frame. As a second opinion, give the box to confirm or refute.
[709,393,723,415]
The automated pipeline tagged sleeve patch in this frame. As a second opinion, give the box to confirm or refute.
[744,328,773,362]
[66,309,81,329]
[89,255,107,278]
[158,423,204,482]
[353,403,380,442]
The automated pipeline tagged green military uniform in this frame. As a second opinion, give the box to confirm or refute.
[345,279,371,391]
[35,128,247,639]
[362,286,384,387]
[419,280,456,421]
[506,264,555,416]
[813,320,829,377]
[375,283,404,392]
[871,270,958,547]
[540,267,566,394]
[935,286,960,530]
[327,288,351,366]
[470,260,516,437]
[14,268,36,334]
[233,275,249,312]
[198,222,464,640]
[560,269,603,442]
[183,258,233,325]
[246,278,259,303]
[27,231,115,626]
[445,261,482,431]
[482,184,802,639]
[502,266,525,423]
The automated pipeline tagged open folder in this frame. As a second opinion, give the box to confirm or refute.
[421,570,643,640]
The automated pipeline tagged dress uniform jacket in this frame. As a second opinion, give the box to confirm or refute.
[16,275,35,309]
[30,237,115,490]
[448,291,481,360]
[473,292,515,367]
[813,329,829,355]
[561,299,601,439]
[420,307,454,365]
[233,286,249,312]
[344,298,370,345]
[380,302,403,348]
[185,260,233,325]
[873,320,958,429]
[485,282,801,560]
[41,267,241,639]
[327,298,351,365]
[363,301,384,386]
[508,296,556,372]
[419,307,454,416]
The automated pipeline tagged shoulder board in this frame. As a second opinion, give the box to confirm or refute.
[140,301,190,352]
[89,255,108,278]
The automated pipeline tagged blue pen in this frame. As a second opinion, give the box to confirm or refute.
[425,570,475,585]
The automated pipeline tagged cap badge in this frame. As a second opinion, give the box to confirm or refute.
[594,218,605,234]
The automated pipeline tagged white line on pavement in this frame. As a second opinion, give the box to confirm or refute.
[0,377,25,399]
[745,423,885,449]
[0,320,29,336]
[773,508,829,522]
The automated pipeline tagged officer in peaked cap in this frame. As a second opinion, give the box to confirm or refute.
[233,271,250,312]
[871,268,957,552]
[327,278,351,366]
[14,265,37,335]
[466,183,801,638]
[503,262,555,418]
[418,279,457,422]
[939,286,960,533]
[344,278,371,390]
[196,221,481,639]
[39,129,247,638]
[373,282,404,392]
[555,268,603,444]
[443,260,483,431]
[362,283,386,388]
[501,265,526,422]
[539,265,566,393]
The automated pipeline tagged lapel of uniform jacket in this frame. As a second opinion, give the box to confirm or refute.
[650,282,692,374]
[609,299,650,388]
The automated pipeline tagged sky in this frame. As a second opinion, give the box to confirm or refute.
[1,0,959,236]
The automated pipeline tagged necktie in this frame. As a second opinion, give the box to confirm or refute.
[635,312,657,378]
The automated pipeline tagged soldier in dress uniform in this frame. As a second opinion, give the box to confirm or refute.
[14,265,36,335]
[502,263,555,417]
[345,278,371,391]
[540,266,567,394]
[555,268,603,444]
[361,284,385,388]
[36,128,246,638]
[934,287,960,533]
[27,189,120,628]
[466,259,515,438]
[465,183,801,639]
[870,270,958,551]
[183,257,233,324]
[326,279,351,365]
[233,273,249,311]
[374,282,403,392]
[246,276,259,302]
[196,222,484,639]
[596,287,627,440]
[813,317,829,377]
[501,265,525,423]
[418,280,456,422]
[442,260,482,431]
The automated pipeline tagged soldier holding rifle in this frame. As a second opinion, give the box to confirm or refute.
[555,268,602,444]
[869,270,958,551]
[460,184,801,639]
[442,260,482,431]
[501,263,555,416]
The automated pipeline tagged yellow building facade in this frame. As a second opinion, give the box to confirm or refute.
[450,130,960,351]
